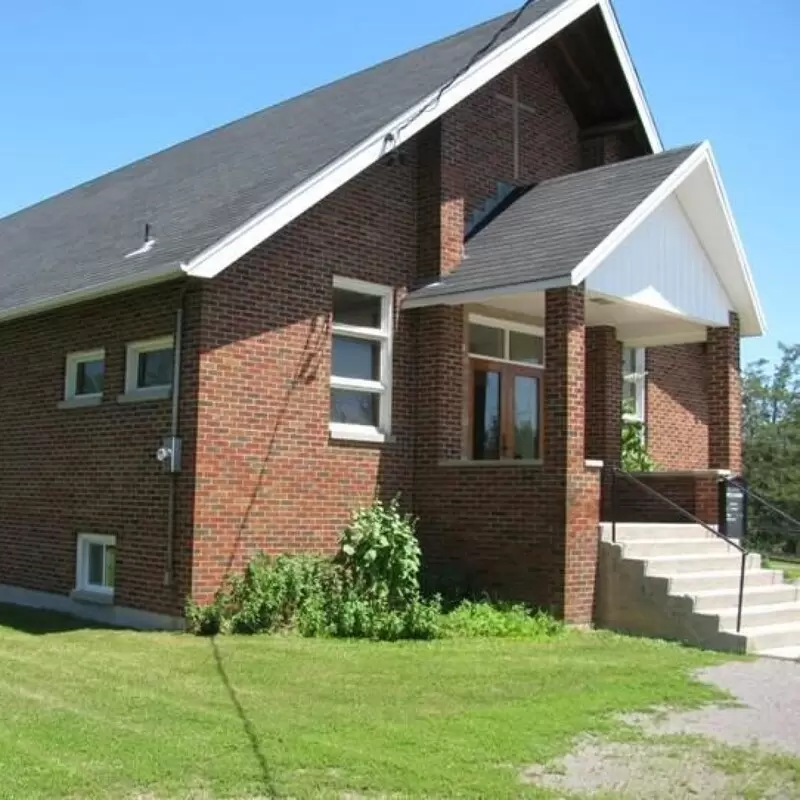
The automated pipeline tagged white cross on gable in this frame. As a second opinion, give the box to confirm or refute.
[495,74,536,180]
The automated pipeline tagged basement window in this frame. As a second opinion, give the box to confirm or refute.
[75,533,116,598]
[330,277,393,443]
[467,315,544,461]
[62,349,105,407]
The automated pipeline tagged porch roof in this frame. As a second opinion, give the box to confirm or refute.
[404,143,765,337]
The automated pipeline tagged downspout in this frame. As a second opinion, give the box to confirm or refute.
[164,287,186,587]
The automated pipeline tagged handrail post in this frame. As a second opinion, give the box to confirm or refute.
[736,550,746,633]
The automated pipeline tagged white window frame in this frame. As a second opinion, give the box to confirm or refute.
[622,346,647,422]
[122,335,175,399]
[330,276,394,443]
[75,533,116,598]
[63,348,105,404]
[468,314,545,367]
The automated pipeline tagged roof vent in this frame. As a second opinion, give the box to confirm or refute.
[590,297,615,306]
[124,223,157,259]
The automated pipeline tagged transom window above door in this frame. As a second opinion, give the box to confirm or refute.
[467,315,544,461]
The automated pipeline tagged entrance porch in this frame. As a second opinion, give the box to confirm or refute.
[405,144,762,623]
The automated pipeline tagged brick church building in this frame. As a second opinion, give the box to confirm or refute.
[0,0,764,629]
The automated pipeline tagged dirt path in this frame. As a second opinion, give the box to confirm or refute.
[523,657,800,799]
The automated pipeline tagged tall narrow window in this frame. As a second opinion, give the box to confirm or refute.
[467,315,544,461]
[330,277,393,442]
[622,346,646,422]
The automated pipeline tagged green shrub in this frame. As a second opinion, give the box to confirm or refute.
[339,497,421,607]
[621,401,656,472]
[439,601,564,640]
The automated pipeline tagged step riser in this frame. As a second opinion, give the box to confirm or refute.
[713,608,800,630]
[669,571,780,593]
[692,586,800,611]
[623,541,735,558]
[746,629,800,652]
[601,524,719,543]
[647,554,760,575]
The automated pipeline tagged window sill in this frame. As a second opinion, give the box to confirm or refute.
[117,387,171,404]
[439,459,544,468]
[57,396,103,410]
[329,424,388,444]
[70,588,114,606]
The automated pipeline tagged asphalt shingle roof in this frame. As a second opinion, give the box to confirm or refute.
[0,0,567,318]
[406,144,701,304]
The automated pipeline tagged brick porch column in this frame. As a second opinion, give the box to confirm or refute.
[707,312,742,473]
[545,285,601,623]
[585,326,622,520]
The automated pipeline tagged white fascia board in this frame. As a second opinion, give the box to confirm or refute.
[402,275,572,309]
[182,0,636,281]
[571,143,710,286]
[597,0,662,153]
[702,144,766,336]
[0,266,181,325]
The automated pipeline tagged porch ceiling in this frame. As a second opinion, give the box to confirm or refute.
[475,290,708,347]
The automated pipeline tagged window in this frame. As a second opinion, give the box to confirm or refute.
[75,533,116,597]
[123,336,174,397]
[467,315,544,460]
[622,346,646,421]
[330,277,393,442]
[63,349,105,404]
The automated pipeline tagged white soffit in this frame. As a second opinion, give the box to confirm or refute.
[181,0,662,281]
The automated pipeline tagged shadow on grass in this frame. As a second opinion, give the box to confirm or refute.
[0,603,111,635]
[210,636,279,798]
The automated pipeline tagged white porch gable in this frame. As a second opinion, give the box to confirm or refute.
[587,193,733,327]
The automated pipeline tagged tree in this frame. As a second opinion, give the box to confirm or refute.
[742,344,800,553]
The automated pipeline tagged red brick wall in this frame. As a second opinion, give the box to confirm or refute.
[190,49,584,604]
[611,473,720,526]
[190,152,419,602]
[0,281,200,616]
[646,344,709,470]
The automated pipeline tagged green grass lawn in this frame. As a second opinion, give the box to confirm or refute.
[766,557,800,582]
[0,604,732,799]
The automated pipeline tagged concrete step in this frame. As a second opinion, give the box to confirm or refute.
[668,567,782,594]
[622,538,734,559]
[703,601,800,631]
[601,522,719,543]
[646,552,760,576]
[759,645,800,660]
[740,621,800,653]
[691,583,799,611]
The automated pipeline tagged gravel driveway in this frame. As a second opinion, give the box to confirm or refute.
[523,657,800,799]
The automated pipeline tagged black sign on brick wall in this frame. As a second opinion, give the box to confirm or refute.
[719,479,747,541]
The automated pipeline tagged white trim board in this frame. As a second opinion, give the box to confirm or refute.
[180,0,662,281]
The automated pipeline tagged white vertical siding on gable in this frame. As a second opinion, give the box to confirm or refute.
[586,195,733,326]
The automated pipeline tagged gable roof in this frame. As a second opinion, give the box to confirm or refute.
[0,0,660,324]
[405,142,766,336]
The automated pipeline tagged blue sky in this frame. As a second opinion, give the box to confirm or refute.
[0,1,796,365]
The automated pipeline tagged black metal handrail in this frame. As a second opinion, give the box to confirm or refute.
[608,466,748,633]
[726,476,800,538]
